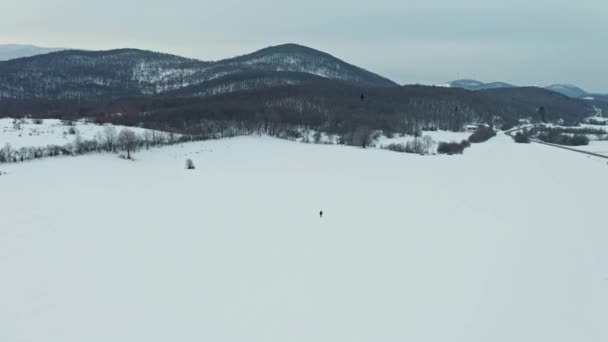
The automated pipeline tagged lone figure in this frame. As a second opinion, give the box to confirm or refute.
[319,210,323,218]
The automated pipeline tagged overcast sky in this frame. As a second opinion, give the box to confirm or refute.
[1,0,606,92]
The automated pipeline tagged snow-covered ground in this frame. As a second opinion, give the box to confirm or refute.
[0,133,607,342]
[573,140,608,156]
[0,118,155,149]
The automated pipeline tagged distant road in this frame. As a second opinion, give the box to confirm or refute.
[504,127,608,160]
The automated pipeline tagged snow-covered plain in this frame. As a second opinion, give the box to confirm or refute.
[574,140,608,156]
[0,133,607,342]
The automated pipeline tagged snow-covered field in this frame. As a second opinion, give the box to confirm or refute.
[574,140,608,156]
[1,133,607,342]
[0,118,154,149]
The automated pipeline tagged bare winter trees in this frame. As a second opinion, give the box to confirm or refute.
[0,123,193,165]
[103,126,117,152]
[117,129,139,159]
[384,135,437,155]
[348,126,374,148]
[0,143,12,163]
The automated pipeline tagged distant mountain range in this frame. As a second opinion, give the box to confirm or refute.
[441,79,516,91]
[443,79,606,100]
[0,44,64,61]
[0,43,606,131]
[1,43,605,101]
[0,44,395,100]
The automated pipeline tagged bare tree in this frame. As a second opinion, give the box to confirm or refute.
[351,126,373,148]
[142,130,153,149]
[73,133,84,154]
[117,129,139,159]
[421,135,436,154]
[103,126,118,152]
[313,131,322,143]
[0,143,11,163]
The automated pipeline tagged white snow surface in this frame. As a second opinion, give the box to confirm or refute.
[0,118,159,149]
[0,133,607,342]
[573,140,608,156]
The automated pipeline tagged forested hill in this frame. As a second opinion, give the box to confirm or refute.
[0,43,605,136]
[0,44,395,100]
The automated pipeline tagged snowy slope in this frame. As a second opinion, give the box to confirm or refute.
[0,118,159,149]
[546,84,589,98]
[0,134,607,342]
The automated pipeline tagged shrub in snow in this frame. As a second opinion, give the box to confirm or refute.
[570,134,590,146]
[385,136,437,155]
[385,143,409,153]
[185,159,195,170]
[32,118,44,125]
[405,139,426,154]
[68,127,77,135]
[513,131,531,143]
[537,131,589,146]
[468,125,496,143]
[437,140,469,155]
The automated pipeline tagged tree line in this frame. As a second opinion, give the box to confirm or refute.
[0,124,191,164]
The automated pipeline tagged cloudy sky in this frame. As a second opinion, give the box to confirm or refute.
[1,0,606,92]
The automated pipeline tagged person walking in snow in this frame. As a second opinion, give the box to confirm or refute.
[319,210,323,218]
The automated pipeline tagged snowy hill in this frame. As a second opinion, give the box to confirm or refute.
[217,44,396,87]
[0,44,64,61]
[0,44,395,100]
[444,79,608,101]
[442,79,515,90]
[0,49,208,98]
[0,133,606,341]
[545,84,589,98]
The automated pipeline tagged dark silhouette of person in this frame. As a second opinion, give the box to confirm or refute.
[360,93,365,101]
[319,210,323,218]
